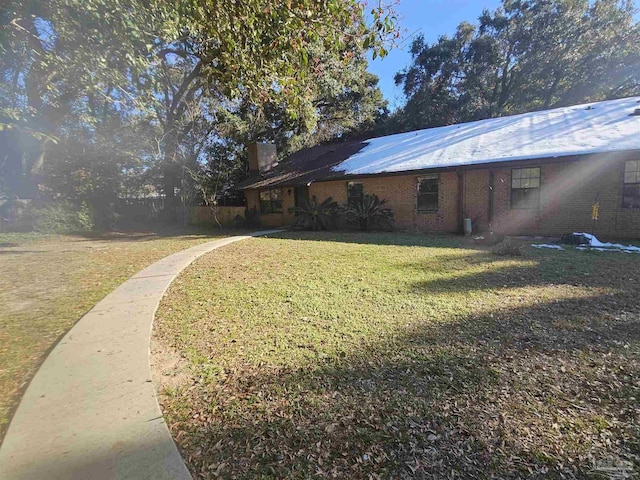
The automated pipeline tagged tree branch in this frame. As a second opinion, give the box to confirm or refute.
[169,61,203,115]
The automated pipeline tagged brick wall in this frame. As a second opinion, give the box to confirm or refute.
[247,154,640,238]
[245,187,296,227]
[462,169,491,232]
[491,167,541,234]
[245,189,258,211]
[308,172,460,233]
[415,172,460,232]
[491,156,640,238]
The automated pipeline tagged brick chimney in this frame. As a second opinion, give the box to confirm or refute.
[248,142,278,173]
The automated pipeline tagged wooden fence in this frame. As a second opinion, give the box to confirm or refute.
[188,206,246,227]
[116,199,245,227]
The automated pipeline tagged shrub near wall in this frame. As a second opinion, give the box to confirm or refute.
[292,197,339,231]
[290,194,395,232]
[344,194,394,231]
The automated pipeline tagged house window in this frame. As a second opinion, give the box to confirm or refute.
[259,189,283,214]
[511,167,540,209]
[347,182,364,206]
[418,175,439,212]
[623,160,640,209]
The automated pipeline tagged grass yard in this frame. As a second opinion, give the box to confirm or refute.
[153,231,640,479]
[0,227,232,439]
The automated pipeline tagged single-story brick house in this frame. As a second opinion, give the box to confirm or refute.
[237,97,640,237]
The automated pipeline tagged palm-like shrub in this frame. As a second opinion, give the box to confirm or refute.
[292,196,339,231]
[344,194,394,231]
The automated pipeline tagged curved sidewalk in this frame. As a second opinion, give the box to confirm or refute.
[0,230,281,480]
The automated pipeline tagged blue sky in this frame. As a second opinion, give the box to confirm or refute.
[367,0,506,110]
[369,0,640,111]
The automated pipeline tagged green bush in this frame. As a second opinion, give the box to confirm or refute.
[293,197,339,231]
[29,202,95,233]
[344,194,394,231]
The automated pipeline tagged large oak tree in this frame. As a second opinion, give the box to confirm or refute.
[394,0,640,131]
[0,0,397,205]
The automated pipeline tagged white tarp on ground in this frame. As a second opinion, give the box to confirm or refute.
[333,96,640,175]
[573,232,640,254]
[532,233,640,253]
[531,244,565,250]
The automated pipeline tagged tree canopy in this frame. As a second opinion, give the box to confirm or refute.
[0,0,397,220]
[394,0,640,131]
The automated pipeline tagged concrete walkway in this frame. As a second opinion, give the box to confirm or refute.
[0,231,281,480]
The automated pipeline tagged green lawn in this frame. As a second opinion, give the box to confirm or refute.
[0,228,232,439]
[153,231,640,479]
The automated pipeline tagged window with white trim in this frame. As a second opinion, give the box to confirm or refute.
[511,167,540,209]
[417,175,439,212]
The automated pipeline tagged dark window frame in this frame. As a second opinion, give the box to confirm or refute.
[259,188,283,214]
[347,181,364,206]
[417,174,439,213]
[622,160,640,209]
[510,167,541,210]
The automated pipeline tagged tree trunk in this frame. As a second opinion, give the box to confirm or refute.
[162,128,178,222]
[543,73,561,109]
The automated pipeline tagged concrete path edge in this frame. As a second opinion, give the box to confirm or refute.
[0,230,282,480]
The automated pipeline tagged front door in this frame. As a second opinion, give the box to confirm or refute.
[294,186,309,209]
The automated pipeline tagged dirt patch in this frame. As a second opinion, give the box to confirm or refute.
[150,336,192,395]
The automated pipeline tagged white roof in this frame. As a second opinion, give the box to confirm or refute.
[334,96,640,175]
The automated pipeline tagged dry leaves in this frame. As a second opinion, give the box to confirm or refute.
[154,232,640,478]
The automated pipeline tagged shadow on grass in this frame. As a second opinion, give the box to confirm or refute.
[266,229,473,249]
[0,426,189,479]
[408,261,563,294]
[167,291,640,479]
[405,248,640,296]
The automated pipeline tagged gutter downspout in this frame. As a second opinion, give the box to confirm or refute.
[489,170,495,227]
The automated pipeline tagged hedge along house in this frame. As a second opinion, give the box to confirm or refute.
[238,96,640,237]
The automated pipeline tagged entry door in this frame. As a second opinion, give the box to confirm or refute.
[294,186,309,209]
